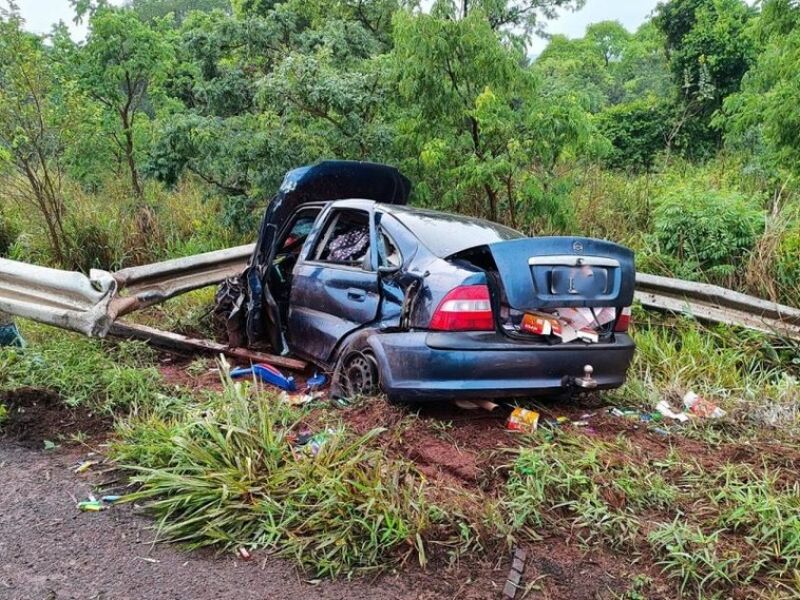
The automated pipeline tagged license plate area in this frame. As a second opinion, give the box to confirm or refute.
[549,266,609,298]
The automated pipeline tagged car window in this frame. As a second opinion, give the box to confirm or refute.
[312,209,371,268]
[378,229,401,268]
[279,209,321,254]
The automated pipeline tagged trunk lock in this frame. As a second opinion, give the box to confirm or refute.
[574,364,597,389]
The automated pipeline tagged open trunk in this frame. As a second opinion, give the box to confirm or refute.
[450,236,635,343]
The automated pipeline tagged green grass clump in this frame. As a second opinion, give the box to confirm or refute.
[0,322,164,412]
[504,433,678,549]
[612,314,795,415]
[117,375,437,577]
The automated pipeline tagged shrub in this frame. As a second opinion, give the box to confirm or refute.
[653,188,763,283]
[119,377,436,577]
[596,97,672,172]
[0,210,18,256]
[775,221,800,303]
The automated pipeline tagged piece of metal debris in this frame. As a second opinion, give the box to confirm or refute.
[503,546,528,599]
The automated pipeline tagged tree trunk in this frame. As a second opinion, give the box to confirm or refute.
[120,108,142,199]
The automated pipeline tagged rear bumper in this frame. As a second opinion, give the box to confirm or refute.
[368,331,635,401]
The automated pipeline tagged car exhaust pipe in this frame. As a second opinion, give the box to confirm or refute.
[564,364,597,390]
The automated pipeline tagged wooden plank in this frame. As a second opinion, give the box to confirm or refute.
[108,321,307,371]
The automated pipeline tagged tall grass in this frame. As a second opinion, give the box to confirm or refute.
[117,373,438,577]
[0,321,163,412]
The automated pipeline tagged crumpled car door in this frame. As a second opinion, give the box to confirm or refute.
[287,204,381,364]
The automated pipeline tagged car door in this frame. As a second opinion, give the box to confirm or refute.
[287,204,381,364]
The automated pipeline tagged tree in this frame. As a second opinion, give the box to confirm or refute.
[127,0,231,23]
[722,0,800,184]
[0,7,70,264]
[76,7,174,198]
[430,0,585,39]
[392,10,598,228]
[654,0,755,154]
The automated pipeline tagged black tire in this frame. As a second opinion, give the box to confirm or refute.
[339,349,381,398]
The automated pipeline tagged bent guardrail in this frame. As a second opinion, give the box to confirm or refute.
[0,250,798,344]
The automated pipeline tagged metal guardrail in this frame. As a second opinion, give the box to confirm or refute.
[1,248,799,343]
[110,244,254,317]
[0,258,117,337]
[635,273,800,341]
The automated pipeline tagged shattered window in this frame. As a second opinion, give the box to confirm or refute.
[378,230,401,268]
[313,210,371,267]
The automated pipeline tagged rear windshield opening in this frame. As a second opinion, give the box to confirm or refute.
[449,245,620,344]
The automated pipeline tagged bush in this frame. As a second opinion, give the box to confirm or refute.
[653,188,763,283]
[775,221,800,302]
[118,376,436,577]
[596,97,672,172]
[0,210,18,256]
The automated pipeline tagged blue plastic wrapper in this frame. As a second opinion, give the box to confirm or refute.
[0,323,25,348]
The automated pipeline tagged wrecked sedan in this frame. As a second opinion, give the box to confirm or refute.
[218,161,635,401]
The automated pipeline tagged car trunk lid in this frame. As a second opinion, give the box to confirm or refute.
[486,237,635,312]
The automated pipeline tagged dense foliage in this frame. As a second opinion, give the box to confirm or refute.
[1,0,799,305]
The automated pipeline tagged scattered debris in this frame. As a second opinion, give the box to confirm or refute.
[77,499,105,512]
[74,460,99,474]
[230,363,296,392]
[306,372,328,391]
[507,408,539,433]
[77,494,122,512]
[454,400,500,411]
[683,391,726,419]
[237,547,252,561]
[0,321,25,347]
[655,401,689,423]
[503,546,528,599]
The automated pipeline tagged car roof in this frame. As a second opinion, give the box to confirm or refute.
[377,203,524,258]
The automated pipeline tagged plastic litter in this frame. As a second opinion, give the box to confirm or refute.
[74,460,99,474]
[506,408,539,433]
[683,391,726,419]
[655,400,689,423]
[306,372,328,391]
[78,500,105,512]
[455,399,499,411]
[230,363,296,391]
[0,322,25,347]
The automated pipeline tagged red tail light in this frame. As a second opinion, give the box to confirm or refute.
[615,306,631,332]
[429,285,494,331]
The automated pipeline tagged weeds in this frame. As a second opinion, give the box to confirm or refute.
[0,322,163,412]
[118,374,440,577]
[504,434,677,550]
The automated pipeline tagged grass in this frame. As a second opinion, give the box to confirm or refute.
[0,321,164,412]
[2,293,799,595]
[114,369,467,577]
[502,427,800,598]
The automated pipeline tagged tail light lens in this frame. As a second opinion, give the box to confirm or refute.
[615,306,631,332]
[429,284,494,331]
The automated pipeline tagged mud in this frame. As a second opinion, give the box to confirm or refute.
[1,387,110,449]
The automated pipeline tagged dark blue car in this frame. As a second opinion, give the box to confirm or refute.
[220,161,636,401]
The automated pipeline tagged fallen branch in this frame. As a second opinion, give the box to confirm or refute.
[108,321,307,371]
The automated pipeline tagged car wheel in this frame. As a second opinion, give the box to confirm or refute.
[340,349,381,398]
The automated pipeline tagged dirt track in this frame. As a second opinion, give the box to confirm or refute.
[0,441,498,600]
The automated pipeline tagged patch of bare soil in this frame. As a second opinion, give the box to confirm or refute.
[1,387,109,448]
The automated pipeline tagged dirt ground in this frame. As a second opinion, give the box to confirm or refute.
[0,440,510,600]
[8,356,796,599]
